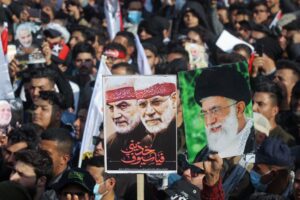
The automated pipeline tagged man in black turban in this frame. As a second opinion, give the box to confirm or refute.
[194,66,254,158]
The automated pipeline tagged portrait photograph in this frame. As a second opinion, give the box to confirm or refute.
[178,61,254,161]
[103,75,177,173]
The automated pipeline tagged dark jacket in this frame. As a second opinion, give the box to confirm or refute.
[269,125,295,147]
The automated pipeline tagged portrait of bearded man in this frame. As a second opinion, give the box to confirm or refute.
[193,67,255,159]
[134,76,177,170]
[104,78,147,169]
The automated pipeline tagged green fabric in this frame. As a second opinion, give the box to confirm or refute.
[178,61,253,162]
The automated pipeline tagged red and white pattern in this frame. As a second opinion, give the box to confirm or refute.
[106,87,136,103]
[135,83,176,99]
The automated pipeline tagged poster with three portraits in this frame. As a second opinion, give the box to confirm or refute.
[104,75,177,173]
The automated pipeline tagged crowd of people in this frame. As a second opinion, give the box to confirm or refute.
[1,0,300,199]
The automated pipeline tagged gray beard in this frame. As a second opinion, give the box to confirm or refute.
[114,113,141,135]
[142,104,175,135]
[205,106,239,153]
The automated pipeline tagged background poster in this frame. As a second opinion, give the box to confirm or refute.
[103,75,177,173]
[178,61,253,162]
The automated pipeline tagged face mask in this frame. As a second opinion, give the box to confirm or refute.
[93,182,108,200]
[250,170,270,192]
[128,10,142,24]
[80,0,89,7]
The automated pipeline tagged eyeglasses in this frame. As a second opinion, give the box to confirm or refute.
[199,102,237,118]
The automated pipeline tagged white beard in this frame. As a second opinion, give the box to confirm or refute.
[114,113,141,134]
[206,106,239,153]
[142,102,175,135]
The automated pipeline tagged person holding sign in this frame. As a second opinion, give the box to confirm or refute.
[193,67,255,199]
[194,67,254,158]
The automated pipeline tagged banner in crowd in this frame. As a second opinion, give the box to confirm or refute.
[104,0,123,40]
[0,99,23,135]
[78,57,111,167]
[0,29,15,100]
[104,75,177,173]
[178,61,253,161]
[14,22,46,65]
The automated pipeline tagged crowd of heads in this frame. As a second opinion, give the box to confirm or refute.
[1,0,300,199]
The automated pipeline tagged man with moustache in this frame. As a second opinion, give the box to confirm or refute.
[105,79,146,168]
[194,67,254,158]
[134,77,177,170]
[192,67,255,199]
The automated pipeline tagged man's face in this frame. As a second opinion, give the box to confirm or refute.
[137,94,176,134]
[18,29,33,48]
[111,66,130,75]
[75,53,96,75]
[94,133,104,157]
[69,31,85,49]
[253,92,277,122]
[2,141,28,167]
[107,99,140,134]
[253,5,270,24]
[274,68,299,96]
[201,96,239,153]
[73,109,88,140]
[0,101,12,126]
[113,36,129,49]
[32,99,55,130]
[145,49,158,74]
[39,140,62,177]
[105,52,126,70]
[10,161,36,189]
[294,169,300,200]
[30,78,55,102]
[58,184,90,200]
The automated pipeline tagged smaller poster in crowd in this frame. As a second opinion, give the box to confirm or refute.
[184,42,208,69]
[14,22,45,65]
[0,99,23,138]
[178,61,254,161]
[103,75,177,173]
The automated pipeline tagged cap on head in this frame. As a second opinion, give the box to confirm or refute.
[54,168,95,194]
[194,67,251,105]
[134,76,176,100]
[255,138,293,167]
[105,78,136,103]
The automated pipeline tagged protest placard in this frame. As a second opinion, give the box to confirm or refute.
[104,75,177,173]
[178,61,254,161]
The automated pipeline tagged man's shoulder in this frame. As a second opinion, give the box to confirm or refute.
[270,125,295,145]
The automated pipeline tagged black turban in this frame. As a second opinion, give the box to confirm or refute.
[194,67,251,105]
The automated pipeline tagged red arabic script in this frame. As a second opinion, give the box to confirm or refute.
[120,140,165,166]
